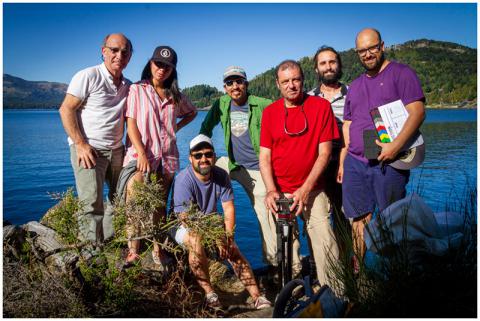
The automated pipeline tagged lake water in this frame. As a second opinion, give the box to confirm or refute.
[3,108,477,268]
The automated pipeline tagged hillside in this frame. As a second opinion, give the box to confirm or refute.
[3,74,68,109]
[247,39,477,107]
[181,84,223,110]
[3,39,476,109]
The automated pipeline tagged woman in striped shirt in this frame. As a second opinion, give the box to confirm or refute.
[121,45,197,267]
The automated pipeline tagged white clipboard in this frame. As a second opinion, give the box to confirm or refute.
[377,99,424,150]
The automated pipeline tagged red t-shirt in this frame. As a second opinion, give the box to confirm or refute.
[260,95,339,193]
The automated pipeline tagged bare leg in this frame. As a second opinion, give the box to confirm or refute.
[152,173,174,261]
[352,213,372,260]
[183,231,214,295]
[228,243,261,300]
[125,171,145,261]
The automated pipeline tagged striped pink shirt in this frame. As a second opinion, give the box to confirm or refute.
[123,80,196,174]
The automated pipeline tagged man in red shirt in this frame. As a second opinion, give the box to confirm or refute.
[259,60,340,288]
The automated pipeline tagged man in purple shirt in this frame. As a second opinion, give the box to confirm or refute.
[338,28,426,267]
[171,134,271,311]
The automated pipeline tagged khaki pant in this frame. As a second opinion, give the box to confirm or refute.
[70,145,124,243]
[302,190,339,288]
[216,157,282,266]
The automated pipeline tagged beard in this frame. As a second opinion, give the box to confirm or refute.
[319,69,342,85]
[193,161,212,176]
[361,53,385,73]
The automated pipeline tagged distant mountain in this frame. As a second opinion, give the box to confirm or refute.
[247,39,476,107]
[4,39,476,109]
[3,74,68,109]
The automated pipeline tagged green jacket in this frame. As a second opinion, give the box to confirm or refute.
[199,94,273,171]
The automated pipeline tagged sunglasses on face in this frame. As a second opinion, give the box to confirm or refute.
[191,151,215,160]
[224,78,246,87]
[105,46,130,56]
[153,61,172,70]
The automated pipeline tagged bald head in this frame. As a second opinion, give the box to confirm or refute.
[355,28,382,48]
[354,28,387,75]
[102,33,133,53]
[101,33,133,78]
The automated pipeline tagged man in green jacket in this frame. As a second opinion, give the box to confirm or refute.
[200,66,281,270]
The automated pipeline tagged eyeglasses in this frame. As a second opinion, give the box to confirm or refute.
[355,42,382,56]
[284,102,308,136]
[224,78,246,87]
[153,61,172,70]
[191,151,215,160]
[105,46,131,56]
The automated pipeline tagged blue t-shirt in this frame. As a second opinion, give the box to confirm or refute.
[173,165,234,214]
[230,102,259,170]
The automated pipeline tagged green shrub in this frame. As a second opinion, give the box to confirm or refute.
[43,188,84,246]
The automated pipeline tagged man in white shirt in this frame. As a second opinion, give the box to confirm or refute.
[59,33,132,244]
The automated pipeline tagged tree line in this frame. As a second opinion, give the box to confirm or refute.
[182,39,477,108]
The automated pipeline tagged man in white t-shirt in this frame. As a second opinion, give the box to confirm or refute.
[59,33,132,244]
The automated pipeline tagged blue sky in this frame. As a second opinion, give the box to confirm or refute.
[3,3,477,90]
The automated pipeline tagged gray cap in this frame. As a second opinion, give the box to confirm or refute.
[223,66,247,81]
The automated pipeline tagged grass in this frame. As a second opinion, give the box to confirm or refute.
[327,186,477,317]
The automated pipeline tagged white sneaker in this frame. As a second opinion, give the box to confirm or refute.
[254,295,272,310]
[205,292,222,310]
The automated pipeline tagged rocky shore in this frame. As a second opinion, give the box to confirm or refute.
[3,217,280,318]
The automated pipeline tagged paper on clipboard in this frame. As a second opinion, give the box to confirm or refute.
[376,99,423,149]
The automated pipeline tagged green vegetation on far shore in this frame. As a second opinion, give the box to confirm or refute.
[3,39,477,109]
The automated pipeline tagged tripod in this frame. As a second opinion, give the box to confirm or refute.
[275,198,296,289]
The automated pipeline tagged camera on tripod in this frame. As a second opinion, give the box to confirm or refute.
[276,197,295,221]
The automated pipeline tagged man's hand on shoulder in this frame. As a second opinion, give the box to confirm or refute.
[75,141,98,169]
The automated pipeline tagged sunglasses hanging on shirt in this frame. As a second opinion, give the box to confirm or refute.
[284,101,308,136]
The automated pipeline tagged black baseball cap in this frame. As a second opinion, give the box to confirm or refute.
[151,46,177,69]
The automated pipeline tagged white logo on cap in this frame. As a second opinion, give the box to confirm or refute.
[160,49,171,58]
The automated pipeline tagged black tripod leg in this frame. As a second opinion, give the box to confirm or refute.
[276,221,284,290]
[286,222,293,284]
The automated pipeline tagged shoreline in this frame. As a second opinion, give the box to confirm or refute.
[4,104,478,111]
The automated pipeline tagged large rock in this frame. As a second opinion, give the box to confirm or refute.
[208,260,245,294]
[45,250,79,275]
[3,224,26,260]
[22,221,65,254]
